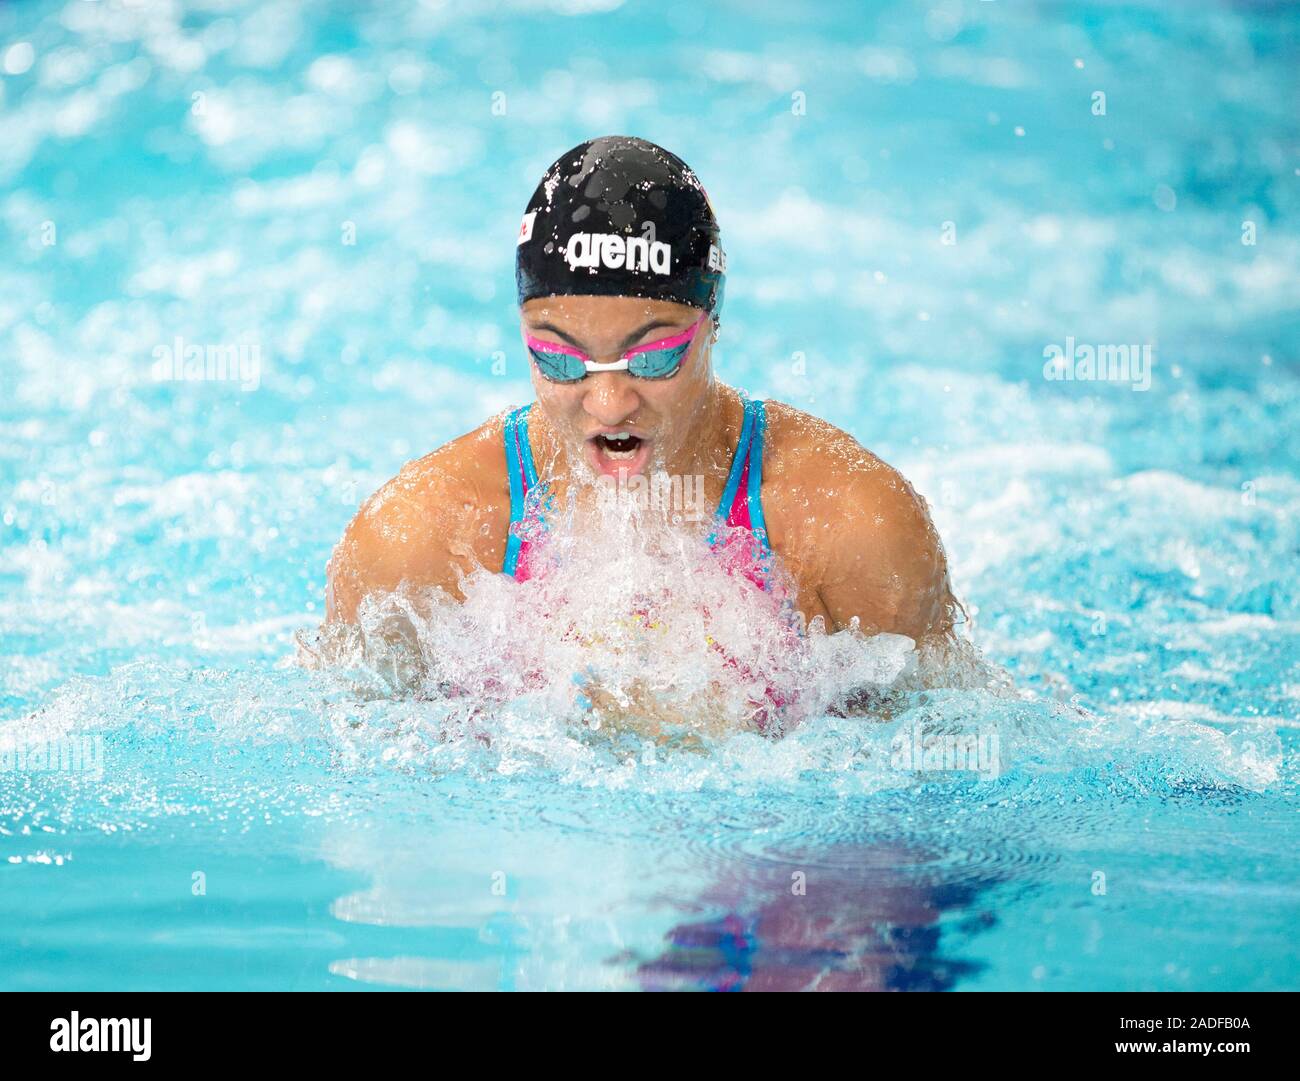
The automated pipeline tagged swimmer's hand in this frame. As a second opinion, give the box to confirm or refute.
[295,603,430,696]
[575,674,740,745]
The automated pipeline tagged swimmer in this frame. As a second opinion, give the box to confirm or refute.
[326,135,960,654]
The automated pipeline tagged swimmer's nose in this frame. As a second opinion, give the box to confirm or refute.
[581,372,642,428]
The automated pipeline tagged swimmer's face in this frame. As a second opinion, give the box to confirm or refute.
[520,294,716,479]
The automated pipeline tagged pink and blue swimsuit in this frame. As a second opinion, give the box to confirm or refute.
[499,396,797,731]
[501,396,774,589]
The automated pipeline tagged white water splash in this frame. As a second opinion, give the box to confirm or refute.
[300,488,922,745]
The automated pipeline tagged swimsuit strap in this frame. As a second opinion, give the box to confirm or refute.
[503,397,771,581]
[502,404,542,578]
[708,396,772,558]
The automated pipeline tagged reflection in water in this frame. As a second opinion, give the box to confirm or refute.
[317,814,999,992]
[633,847,990,992]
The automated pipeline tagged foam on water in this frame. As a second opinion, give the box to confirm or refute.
[7,484,1276,817]
[308,486,923,735]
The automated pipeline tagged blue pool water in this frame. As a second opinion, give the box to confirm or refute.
[2,0,1298,991]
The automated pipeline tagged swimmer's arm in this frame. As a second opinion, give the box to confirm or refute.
[325,461,491,624]
[814,467,958,644]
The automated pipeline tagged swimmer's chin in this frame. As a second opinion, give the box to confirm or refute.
[583,435,654,479]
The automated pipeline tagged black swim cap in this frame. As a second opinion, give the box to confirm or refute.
[515,135,725,315]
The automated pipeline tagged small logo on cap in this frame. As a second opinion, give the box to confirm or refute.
[708,244,726,273]
[518,211,537,246]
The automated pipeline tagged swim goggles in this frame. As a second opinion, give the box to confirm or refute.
[525,311,710,384]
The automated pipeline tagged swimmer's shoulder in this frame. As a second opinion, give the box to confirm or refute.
[760,399,957,639]
[760,399,910,534]
[761,400,891,480]
[325,413,513,623]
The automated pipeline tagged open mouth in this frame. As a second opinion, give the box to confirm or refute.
[586,431,652,477]
[593,432,643,460]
